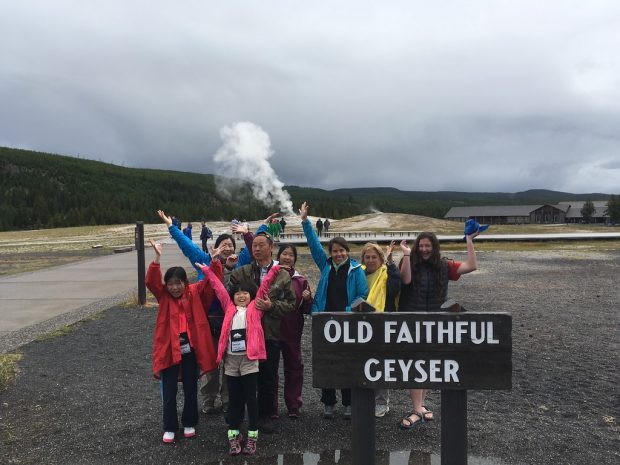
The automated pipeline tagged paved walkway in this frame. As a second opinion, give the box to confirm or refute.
[0,242,190,353]
[279,230,620,244]
[2,231,618,353]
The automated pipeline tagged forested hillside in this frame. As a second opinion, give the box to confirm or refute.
[0,147,610,231]
[0,148,273,231]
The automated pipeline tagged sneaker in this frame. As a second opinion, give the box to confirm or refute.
[242,436,257,455]
[288,408,300,419]
[375,404,389,418]
[343,405,352,420]
[323,404,335,419]
[162,431,175,444]
[183,427,196,438]
[270,413,280,420]
[228,433,243,455]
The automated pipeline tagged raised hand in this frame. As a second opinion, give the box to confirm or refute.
[386,240,396,263]
[195,262,209,272]
[299,202,309,221]
[149,239,163,263]
[157,210,173,227]
[466,230,480,240]
[400,239,412,256]
[231,222,249,234]
[210,244,222,260]
[264,212,280,224]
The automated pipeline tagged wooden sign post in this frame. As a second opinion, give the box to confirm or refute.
[313,312,512,465]
[135,221,146,306]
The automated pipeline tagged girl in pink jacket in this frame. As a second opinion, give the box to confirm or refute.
[199,260,281,456]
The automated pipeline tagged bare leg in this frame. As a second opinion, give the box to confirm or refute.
[408,389,433,420]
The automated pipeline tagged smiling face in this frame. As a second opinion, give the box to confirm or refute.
[330,244,349,265]
[417,238,433,261]
[278,247,296,267]
[362,249,383,273]
[218,238,235,258]
[233,290,251,307]
[166,278,186,299]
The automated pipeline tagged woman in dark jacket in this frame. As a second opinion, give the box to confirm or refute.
[398,231,478,429]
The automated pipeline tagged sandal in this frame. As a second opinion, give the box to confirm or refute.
[399,412,424,429]
[421,405,434,421]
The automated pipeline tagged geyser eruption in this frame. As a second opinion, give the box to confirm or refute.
[213,122,294,216]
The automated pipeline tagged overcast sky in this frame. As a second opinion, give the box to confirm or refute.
[2,1,619,194]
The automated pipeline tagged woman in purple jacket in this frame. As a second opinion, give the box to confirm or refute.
[273,244,313,418]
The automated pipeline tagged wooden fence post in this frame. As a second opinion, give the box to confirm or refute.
[351,388,375,465]
[441,389,468,465]
[135,221,146,306]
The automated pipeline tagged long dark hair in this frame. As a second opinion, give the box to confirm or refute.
[411,232,444,295]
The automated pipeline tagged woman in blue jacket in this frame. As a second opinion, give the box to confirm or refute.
[299,202,368,420]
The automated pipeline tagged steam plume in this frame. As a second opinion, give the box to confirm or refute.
[213,122,294,216]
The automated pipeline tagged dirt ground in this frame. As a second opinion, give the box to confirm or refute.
[1,246,618,465]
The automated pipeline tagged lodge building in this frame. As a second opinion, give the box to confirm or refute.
[444,201,610,224]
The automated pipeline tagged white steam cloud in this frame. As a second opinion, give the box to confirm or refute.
[213,122,294,216]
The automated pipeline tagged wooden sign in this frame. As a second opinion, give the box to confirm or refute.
[312,312,511,390]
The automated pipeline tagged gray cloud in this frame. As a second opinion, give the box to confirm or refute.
[1,0,619,194]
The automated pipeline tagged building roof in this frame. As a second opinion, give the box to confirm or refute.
[444,201,610,219]
[444,205,564,218]
[558,201,609,218]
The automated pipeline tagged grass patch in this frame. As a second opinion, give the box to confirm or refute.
[36,313,103,341]
[0,353,22,391]
[120,291,158,308]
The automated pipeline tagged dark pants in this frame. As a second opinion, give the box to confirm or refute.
[321,388,351,407]
[273,339,304,413]
[257,339,280,418]
[226,372,259,430]
[200,321,228,407]
[201,240,208,253]
[160,351,198,432]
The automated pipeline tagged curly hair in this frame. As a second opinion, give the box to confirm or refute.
[411,232,444,295]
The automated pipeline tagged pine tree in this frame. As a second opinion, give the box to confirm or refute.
[580,200,596,223]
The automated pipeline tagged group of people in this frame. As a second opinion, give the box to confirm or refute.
[315,217,330,236]
[146,203,481,455]
[266,216,286,242]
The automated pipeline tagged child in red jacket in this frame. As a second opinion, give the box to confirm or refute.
[199,260,281,456]
[146,240,217,444]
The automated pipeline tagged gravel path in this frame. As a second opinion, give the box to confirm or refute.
[1,250,618,465]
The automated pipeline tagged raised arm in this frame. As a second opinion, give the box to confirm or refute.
[299,202,327,269]
[399,240,412,285]
[198,261,233,310]
[456,233,478,275]
[158,209,211,273]
[385,240,401,296]
[145,239,165,300]
[257,264,281,300]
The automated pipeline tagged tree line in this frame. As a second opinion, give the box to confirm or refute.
[1,147,616,231]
